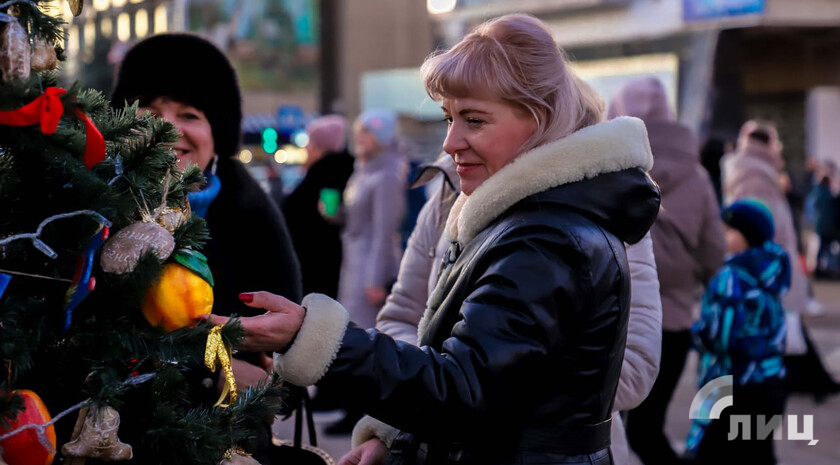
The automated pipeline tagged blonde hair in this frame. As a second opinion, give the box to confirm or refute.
[421,13,604,152]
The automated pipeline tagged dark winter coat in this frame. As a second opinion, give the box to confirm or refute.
[282,150,354,298]
[272,117,659,464]
[205,155,302,317]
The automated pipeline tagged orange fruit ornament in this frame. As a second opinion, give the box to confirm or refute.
[142,260,213,332]
[0,390,56,465]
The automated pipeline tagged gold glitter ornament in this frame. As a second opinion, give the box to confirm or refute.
[30,38,57,71]
[205,325,237,407]
[220,448,260,465]
[0,17,30,83]
[61,405,133,460]
[156,200,191,234]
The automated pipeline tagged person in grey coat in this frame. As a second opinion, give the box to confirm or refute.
[321,109,408,434]
[338,109,408,329]
[608,76,726,465]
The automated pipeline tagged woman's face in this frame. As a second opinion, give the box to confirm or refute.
[353,122,381,161]
[441,97,536,195]
[141,97,215,171]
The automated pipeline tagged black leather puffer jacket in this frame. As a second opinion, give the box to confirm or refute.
[274,117,660,465]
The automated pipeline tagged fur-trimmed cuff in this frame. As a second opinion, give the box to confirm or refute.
[273,293,349,386]
[351,415,401,448]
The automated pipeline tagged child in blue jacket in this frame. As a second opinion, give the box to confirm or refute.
[687,199,788,464]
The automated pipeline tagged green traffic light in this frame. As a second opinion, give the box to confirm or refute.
[262,127,279,153]
[262,127,278,142]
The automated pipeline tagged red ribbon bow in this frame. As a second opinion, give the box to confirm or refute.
[0,87,106,169]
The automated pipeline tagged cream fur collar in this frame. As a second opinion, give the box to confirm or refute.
[444,116,654,245]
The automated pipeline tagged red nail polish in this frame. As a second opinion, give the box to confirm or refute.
[239,293,254,303]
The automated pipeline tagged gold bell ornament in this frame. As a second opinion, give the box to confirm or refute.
[61,405,133,461]
[67,0,83,16]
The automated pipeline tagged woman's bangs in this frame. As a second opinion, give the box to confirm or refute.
[423,40,500,101]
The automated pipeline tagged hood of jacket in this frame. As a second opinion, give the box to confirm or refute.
[727,241,791,295]
[355,145,404,174]
[410,152,460,192]
[607,76,675,123]
[646,120,701,193]
[445,116,658,246]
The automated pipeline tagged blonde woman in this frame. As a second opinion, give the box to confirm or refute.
[205,14,660,465]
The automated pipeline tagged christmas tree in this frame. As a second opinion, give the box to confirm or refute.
[0,1,283,463]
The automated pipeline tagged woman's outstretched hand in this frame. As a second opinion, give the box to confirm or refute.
[198,291,306,353]
[338,438,388,465]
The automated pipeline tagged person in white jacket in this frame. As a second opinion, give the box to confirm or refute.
[340,154,663,465]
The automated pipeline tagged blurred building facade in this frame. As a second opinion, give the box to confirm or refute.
[433,0,840,173]
[53,1,840,175]
[57,0,320,117]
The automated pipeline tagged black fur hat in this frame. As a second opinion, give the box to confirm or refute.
[111,34,242,159]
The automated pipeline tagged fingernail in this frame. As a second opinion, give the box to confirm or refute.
[239,293,254,303]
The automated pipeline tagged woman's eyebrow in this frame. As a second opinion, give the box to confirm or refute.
[459,108,490,116]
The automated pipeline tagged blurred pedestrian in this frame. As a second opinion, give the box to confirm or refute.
[687,199,788,465]
[338,109,408,329]
[282,114,354,298]
[203,13,661,465]
[111,33,302,464]
[722,120,840,402]
[722,121,809,316]
[327,108,407,433]
[700,137,728,206]
[343,153,663,465]
[806,162,840,279]
[266,163,286,209]
[608,76,726,465]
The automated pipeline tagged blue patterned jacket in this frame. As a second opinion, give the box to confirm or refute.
[692,241,789,388]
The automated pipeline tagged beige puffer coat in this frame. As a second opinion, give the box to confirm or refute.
[722,141,809,314]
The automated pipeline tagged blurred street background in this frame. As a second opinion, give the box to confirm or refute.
[54,0,840,463]
[53,0,840,200]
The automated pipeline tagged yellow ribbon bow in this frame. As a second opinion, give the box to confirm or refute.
[205,325,237,407]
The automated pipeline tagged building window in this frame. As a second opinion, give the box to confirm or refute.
[100,16,113,38]
[135,9,149,38]
[112,0,127,8]
[93,0,109,11]
[154,5,168,34]
[67,25,79,56]
[83,20,96,63]
[117,12,131,41]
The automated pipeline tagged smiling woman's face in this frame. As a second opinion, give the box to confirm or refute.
[441,97,536,195]
[141,97,215,171]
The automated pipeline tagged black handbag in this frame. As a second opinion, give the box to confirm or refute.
[269,388,336,465]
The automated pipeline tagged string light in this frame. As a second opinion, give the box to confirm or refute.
[0,210,112,259]
[0,372,157,444]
